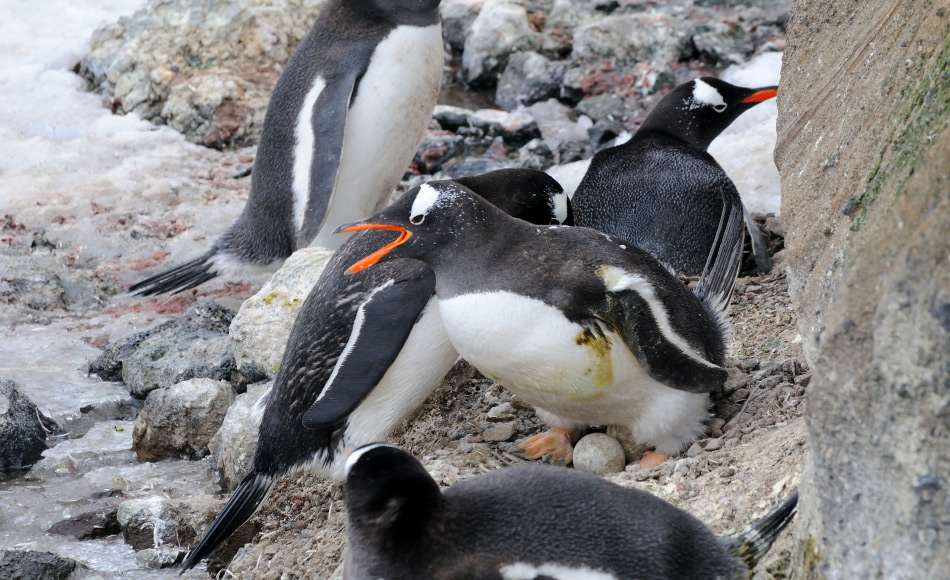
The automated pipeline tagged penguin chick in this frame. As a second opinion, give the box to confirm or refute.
[179,169,569,572]
[131,0,444,295]
[572,76,777,276]
[343,443,798,580]
[333,178,744,468]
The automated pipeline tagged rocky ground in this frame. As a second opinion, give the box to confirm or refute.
[0,0,803,578]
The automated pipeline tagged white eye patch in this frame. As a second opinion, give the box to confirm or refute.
[409,183,441,223]
[689,79,727,112]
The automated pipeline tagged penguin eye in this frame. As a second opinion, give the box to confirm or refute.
[410,214,425,225]
[713,103,727,113]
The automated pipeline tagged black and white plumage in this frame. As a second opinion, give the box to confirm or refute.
[334,178,743,466]
[572,76,777,276]
[342,443,798,580]
[179,169,569,572]
[131,0,444,295]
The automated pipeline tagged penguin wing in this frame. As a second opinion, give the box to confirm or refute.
[302,267,437,428]
[295,72,359,246]
[600,285,727,394]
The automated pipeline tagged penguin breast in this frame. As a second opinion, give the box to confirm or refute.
[438,291,660,424]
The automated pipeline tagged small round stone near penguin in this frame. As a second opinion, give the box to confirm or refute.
[572,433,626,474]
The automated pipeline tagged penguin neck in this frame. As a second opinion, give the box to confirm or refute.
[423,201,527,298]
[635,116,713,151]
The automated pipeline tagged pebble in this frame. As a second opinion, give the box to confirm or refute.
[686,442,703,457]
[486,403,516,422]
[483,421,518,442]
[704,437,724,451]
[572,433,625,475]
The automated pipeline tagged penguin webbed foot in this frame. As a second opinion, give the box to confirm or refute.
[638,450,668,469]
[513,427,583,464]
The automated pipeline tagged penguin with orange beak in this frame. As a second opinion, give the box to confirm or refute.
[322,177,743,468]
[572,77,778,275]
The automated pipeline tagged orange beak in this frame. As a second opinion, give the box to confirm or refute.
[334,222,412,274]
[742,88,778,103]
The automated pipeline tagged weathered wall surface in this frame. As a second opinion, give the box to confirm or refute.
[775,0,949,577]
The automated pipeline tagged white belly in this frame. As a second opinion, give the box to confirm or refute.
[311,23,444,249]
[438,291,709,451]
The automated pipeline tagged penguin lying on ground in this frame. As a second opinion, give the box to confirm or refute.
[329,178,743,468]
[131,0,444,295]
[572,77,777,275]
[343,443,798,580]
[179,169,570,572]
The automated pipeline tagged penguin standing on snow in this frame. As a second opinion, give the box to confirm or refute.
[332,178,743,469]
[572,77,777,276]
[343,443,798,580]
[131,0,445,295]
[179,169,570,572]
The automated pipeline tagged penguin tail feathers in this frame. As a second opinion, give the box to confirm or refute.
[743,208,772,273]
[179,471,276,573]
[129,251,218,296]
[696,199,744,317]
[729,492,798,576]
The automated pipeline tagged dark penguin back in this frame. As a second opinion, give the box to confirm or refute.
[573,131,742,276]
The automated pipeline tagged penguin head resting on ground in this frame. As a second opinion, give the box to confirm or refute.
[342,443,798,580]
[636,77,778,150]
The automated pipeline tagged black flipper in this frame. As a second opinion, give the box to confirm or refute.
[730,492,798,574]
[179,471,276,572]
[302,267,437,428]
[128,250,218,296]
[743,207,772,273]
[695,194,745,317]
[295,73,357,247]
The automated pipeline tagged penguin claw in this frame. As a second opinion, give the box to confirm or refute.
[513,428,580,464]
[639,450,668,469]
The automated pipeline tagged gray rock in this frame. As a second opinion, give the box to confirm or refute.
[117,496,196,550]
[486,402,516,422]
[572,433,625,474]
[570,13,686,68]
[132,378,235,462]
[122,329,235,399]
[30,420,137,478]
[91,300,245,395]
[47,507,121,540]
[413,130,464,174]
[208,381,270,491]
[79,0,328,148]
[685,21,751,67]
[135,547,188,569]
[495,51,566,109]
[575,93,627,124]
[0,550,76,580]
[230,248,333,379]
[0,378,62,472]
[775,1,950,576]
[703,437,723,452]
[441,0,483,52]
[462,2,541,88]
[517,138,555,171]
[483,421,518,442]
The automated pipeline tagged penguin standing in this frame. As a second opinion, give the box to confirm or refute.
[331,178,743,468]
[179,169,570,572]
[572,77,777,276]
[343,443,798,580]
[131,0,445,295]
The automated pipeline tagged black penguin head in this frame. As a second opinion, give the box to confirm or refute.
[454,168,572,226]
[638,77,778,150]
[343,443,442,539]
[353,0,442,26]
[335,171,569,273]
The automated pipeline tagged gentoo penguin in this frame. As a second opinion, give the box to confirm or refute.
[179,169,570,572]
[343,443,798,580]
[130,0,444,295]
[572,76,777,276]
[332,179,743,468]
